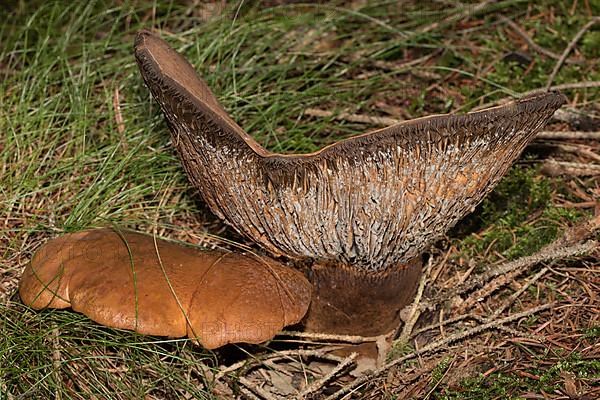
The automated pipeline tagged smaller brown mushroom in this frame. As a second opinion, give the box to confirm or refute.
[19,228,311,349]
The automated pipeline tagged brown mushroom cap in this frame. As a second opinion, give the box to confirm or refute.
[19,228,311,349]
[134,30,566,273]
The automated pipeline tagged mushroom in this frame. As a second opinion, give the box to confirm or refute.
[19,228,311,349]
[133,30,565,335]
[19,30,566,347]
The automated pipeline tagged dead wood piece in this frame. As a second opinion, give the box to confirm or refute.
[546,18,600,90]
[396,256,434,343]
[472,82,600,112]
[499,16,580,64]
[304,108,401,126]
[216,348,346,381]
[541,160,600,177]
[113,87,125,136]
[298,352,358,398]
[418,1,495,34]
[491,267,549,318]
[239,376,279,400]
[325,304,553,400]
[536,143,600,163]
[279,331,381,344]
[442,213,600,302]
[551,107,600,131]
[536,131,600,141]
[457,267,530,314]
[442,239,597,304]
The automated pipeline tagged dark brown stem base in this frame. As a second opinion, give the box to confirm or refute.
[302,259,422,336]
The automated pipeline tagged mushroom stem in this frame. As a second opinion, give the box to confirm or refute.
[303,259,422,336]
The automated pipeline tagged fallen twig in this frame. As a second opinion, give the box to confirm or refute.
[534,143,600,163]
[541,160,600,177]
[51,326,63,400]
[557,201,597,209]
[304,115,599,142]
[396,256,433,343]
[491,267,549,318]
[443,240,597,303]
[325,304,553,400]
[112,86,126,137]
[279,330,380,344]
[536,131,600,141]
[298,352,358,399]
[551,107,599,130]
[547,81,600,92]
[442,212,600,302]
[239,386,262,400]
[546,17,600,90]
[499,16,580,64]
[216,348,344,381]
[239,376,279,400]
[370,51,441,72]
[411,314,475,337]
[457,267,525,314]
[303,108,400,126]
[418,1,495,34]
[472,81,600,112]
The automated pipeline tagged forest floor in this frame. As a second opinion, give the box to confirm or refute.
[1,1,599,399]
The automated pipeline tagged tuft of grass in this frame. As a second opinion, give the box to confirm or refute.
[1,302,217,398]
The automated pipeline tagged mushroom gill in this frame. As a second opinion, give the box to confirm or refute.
[19,228,311,349]
[134,30,565,271]
[134,30,565,335]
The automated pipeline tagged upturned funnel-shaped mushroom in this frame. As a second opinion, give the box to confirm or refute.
[19,228,311,349]
[134,30,565,335]
[134,30,564,270]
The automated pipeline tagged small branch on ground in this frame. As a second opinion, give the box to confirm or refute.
[303,108,400,126]
[491,267,549,318]
[304,114,599,139]
[51,326,63,400]
[396,256,434,343]
[535,143,600,163]
[499,16,580,64]
[298,352,358,399]
[442,239,597,303]
[545,81,600,92]
[536,131,600,141]
[418,1,495,34]
[541,160,600,177]
[278,331,380,344]
[441,213,600,302]
[472,81,600,111]
[112,86,126,149]
[238,376,279,400]
[456,267,525,314]
[545,17,600,90]
[216,348,345,381]
[369,51,441,72]
[551,107,599,131]
[325,304,553,400]
[239,386,262,400]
